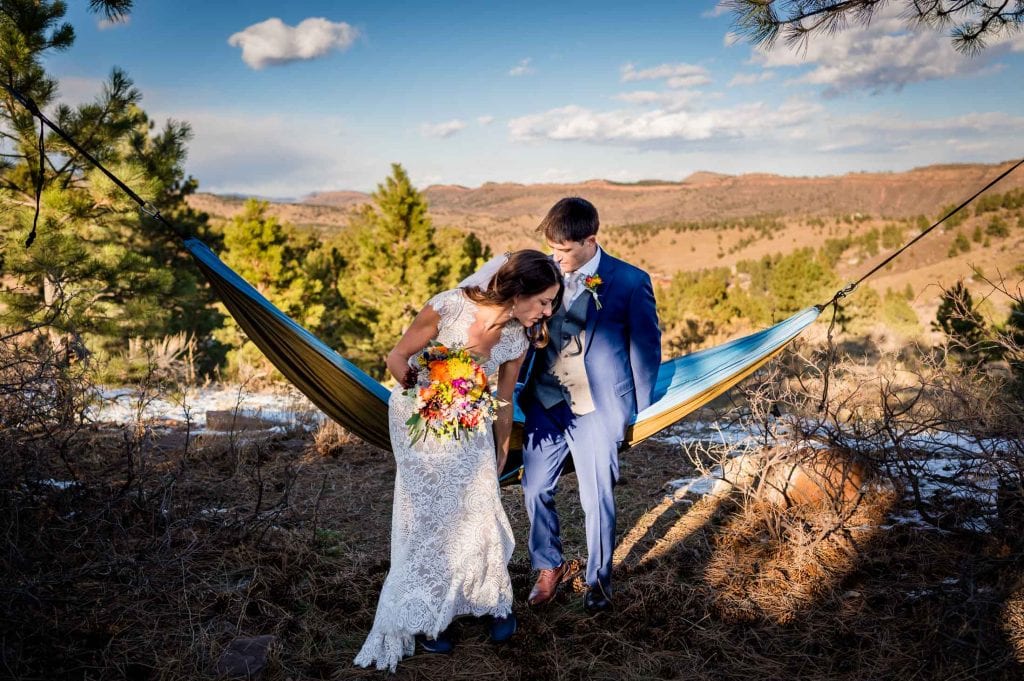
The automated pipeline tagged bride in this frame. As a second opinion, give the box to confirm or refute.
[354,249,563,672]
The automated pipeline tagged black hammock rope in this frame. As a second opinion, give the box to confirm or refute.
[815,157,1024,410]
[3,82,186,246]
[5,81,1023,410]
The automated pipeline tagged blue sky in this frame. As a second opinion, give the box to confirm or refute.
[43,1,1024,198]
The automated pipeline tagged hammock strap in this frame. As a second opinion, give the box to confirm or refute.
[2,82,186,245]
[815,155,1024,409]
[25,116,44,248]
[818,298,842,412]
[820,156,1024,310]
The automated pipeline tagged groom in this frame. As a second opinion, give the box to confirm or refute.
[519,197,661,613]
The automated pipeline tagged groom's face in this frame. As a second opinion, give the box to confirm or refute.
[548,236,597,274]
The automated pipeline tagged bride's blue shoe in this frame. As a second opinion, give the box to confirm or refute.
[489,613,517,643]
[415,630,454,654]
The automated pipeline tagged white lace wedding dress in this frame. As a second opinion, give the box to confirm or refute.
[354,289,528,672]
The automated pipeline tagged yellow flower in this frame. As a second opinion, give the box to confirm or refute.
[447,357,475,381]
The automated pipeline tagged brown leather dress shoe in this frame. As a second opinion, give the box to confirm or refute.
[528,563,569,607]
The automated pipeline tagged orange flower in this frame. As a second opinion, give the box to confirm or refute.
[429,359,450,383]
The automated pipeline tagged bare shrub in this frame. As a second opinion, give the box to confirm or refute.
[0,333,97,483]
[311,420,356,457]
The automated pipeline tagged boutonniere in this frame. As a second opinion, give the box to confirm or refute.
[583,274,603,310]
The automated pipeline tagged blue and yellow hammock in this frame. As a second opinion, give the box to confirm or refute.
[185,238,819,481]
[5,81,1011,482]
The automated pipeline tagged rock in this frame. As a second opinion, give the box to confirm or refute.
[206,410,284,432]
[215,634,274,679]
[718,447,867,508]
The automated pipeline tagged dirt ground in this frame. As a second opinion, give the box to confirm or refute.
[2,427,1023,680]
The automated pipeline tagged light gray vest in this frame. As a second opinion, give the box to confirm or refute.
[533,292,595,415]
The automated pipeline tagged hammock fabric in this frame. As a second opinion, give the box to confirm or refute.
[186,238,820,480]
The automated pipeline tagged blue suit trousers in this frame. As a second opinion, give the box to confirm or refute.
[521,399,619,595]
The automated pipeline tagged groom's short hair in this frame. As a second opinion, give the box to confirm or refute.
[538,197,599,243]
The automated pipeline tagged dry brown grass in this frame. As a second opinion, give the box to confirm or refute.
[311,420,358,458]
[2,426,1023,680]
[1005,585,1024,664]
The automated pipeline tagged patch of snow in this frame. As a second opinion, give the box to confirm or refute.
[88,385,326,431]
[666,468,721,497]
[656,417,1015,534]
[41,479,77,490]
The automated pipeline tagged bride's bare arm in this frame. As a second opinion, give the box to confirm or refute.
[493,354,526,474]
[386,305,441,387]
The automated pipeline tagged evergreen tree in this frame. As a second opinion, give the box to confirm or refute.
[343,164,485,377]
[948,231,971,257]
[215,200,333,375]
[837,286,881,335]
[881,288,921,337]
[437,229,492,286]
[932,281,988,364]
[728,0,1023,54]
[766,248,838,317]
[0,1,220,374]
[1007,299,1024,398]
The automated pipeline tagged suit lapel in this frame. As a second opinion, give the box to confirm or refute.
[584,250,617,356]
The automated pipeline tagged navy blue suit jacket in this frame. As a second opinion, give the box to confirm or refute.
[521,250,661,443]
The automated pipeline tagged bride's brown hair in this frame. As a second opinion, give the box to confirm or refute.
[462,249,563,348]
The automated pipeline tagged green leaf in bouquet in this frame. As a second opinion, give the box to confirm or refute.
[406,413,425,444]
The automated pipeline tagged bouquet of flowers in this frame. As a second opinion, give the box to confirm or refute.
[404,341,500,444]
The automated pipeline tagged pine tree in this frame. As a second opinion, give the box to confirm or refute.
[1007,299,1024,398]
[932,281,988,364]
[728,1,1023,54]
[881,288,920,337]
[215,199,333,375]
[343,164,484,377]
[0,1,220,374]
[437,229,492,287]
[767,248,838,317]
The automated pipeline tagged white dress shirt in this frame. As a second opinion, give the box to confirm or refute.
[563,247,602,306]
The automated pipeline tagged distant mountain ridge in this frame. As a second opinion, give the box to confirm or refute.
[284,161,1024,224]
[186,160,1024,325]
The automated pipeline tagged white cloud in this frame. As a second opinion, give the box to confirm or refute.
[541,167,579,182]
[160,109,372,198]
[750,8,1024,96]
[421,119,467,138]
[413,173,444,187]
[621,62,711,85]
[55,76,106,105]
[98,15,130,30]
[507,91,1024,179]
[702,2,730,19]
[614,90,667,106]
[509,58,534,76]
[667,74,713,89]
[509,98,821,144]
[477,115,495,126]
[613,89,704,112]
[228,17,359,70]
[728,71,776,87]
[811,111,1024,154]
